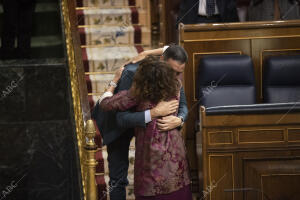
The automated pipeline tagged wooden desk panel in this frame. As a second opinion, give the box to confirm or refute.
[200,108,300,200]
[178,22,300,191]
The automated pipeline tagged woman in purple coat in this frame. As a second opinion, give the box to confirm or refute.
[98,56,192,200]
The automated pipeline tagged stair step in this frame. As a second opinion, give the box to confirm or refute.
[77,8,133,26]
[76,0,133,8]
[86,74,114,94]
[76,7,148,27]
[82,46,138,72]
[79,25,134,46]
[79,25,150,46]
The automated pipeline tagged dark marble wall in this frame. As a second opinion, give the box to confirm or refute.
[0,59,83,200]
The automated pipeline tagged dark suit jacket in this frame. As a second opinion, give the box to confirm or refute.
[177,0,239,24]
[91,63,188,146]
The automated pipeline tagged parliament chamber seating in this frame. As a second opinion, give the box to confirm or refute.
[175,21,300,199]
[197,55,256,107]
[158,0,181,45]
[263,55,300,103]
[197,54,300,200]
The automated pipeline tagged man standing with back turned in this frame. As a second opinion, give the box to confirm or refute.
[92,45,189,200]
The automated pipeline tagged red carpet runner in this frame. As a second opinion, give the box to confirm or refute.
[75,0,151,199]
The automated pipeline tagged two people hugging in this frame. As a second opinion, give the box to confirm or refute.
[92,45,192,200]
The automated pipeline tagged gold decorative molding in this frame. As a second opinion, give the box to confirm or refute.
[61,0,87,199]
[85,120,98,200]
[208,154,234,200]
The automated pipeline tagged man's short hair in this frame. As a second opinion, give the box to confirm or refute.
[163,45,188,64]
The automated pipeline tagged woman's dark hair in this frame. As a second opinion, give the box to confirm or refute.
[131,56,180,104]
[163,44,188,64]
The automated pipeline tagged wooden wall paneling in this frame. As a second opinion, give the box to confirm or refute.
[288,128,300,142]
[241,151,300,200]
[208,131,234,145]
[202,113,300,128]
[185,138,198,192]
[261,174,300,200]
[238,129,285,144]
[150,0,160,47]
[201,122,208,196]
[201,108,300,199]
[235,152,245,200]
[208,154,234,200]
[179,21,300,41]
[196,130,204,194]
[146,0,151,40]
[159,0,166,46]
[159,0,181,45]
[207,126,300,150]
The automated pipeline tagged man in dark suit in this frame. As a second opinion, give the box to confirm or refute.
[92,45,189,200]
[177,0,239,24]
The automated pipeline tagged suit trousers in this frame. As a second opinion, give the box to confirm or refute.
[196,14,221,23]
[107,129,134,200]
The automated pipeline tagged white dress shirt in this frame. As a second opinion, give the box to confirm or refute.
[198,0,219,16]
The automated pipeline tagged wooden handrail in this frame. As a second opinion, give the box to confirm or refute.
[179,20,300,32]
[61,0,96,199]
